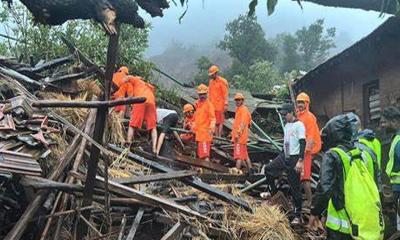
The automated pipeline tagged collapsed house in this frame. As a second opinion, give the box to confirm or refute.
[0,38,328,240]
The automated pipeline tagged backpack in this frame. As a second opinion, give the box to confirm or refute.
[339,148,385,239]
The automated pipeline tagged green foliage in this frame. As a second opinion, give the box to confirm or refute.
[193,56,213,85]
[0,2,153,79]
[218,14,277,67]
[156,86,181,107]
[296,19,336,70]
[276,19,336,72]
[231,60,283,93]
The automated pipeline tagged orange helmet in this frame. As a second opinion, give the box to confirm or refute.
[234,92,245,100]
[296,92,310,103]
[196,84,208,94]
[118,66,129,75]
[208,65,219,76]
[183,104,194,113]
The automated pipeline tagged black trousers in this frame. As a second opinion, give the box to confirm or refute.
[264,153,302,216]
[393,191,400,231]
[327,228,352,240]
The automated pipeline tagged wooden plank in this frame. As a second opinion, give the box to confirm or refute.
[160,222,186,240]
[125,207,144,240]
[174,154,229,173]
[0,162,42,172]
[31,97,146,109]
[137,149,228,173]
[115,170,197,185]
[108,144,252,212]
[70,171,206,219]
[77,30,119,239]
[199,173,264,183]
[0,169,41,176]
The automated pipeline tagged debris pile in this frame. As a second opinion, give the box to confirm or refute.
[0,38,325,240]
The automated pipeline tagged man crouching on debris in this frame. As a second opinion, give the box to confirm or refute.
[232,92,252,171]
[264,103,305,224]
[180,104,195,141]
[123,75,158,153]
[192,84,216,162]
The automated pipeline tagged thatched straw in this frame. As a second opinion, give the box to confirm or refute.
[77,79,102,97]
[108,111,126,144]
[38,92,89,126]
[222,204,297,240]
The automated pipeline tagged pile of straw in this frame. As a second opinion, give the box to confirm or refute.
[39,92,89,126]
[108,111,126,144]
[77,79,102,97]
[222,204,297,240]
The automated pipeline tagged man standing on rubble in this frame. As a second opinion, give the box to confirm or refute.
[232,93,252,171]
[193,84,216,162]
[123,75,158,153]
[308,113,384,239]
[382,106,400,231]
[296,92,321,208]
[264,103,305,224]
[208,65,228,137]
[112,66,132,116]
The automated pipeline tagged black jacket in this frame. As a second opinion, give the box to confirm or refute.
[311,144,353,216]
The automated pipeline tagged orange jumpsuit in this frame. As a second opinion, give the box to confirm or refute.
[232,105,252,160]
[296,102,321,181]
[180,115,195,141]
[112,71,133,112]
[209,76,228,124]
[126,76,157,130]
[193,99,216,159]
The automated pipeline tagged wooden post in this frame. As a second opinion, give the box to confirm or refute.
[76,27,119,239]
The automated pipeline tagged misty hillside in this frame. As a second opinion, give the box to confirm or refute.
[149,42,232,85]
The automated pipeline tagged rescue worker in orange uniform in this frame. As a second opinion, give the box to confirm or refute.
[232,93,253,170]
[180,104,195,142]
[112,66,132,115]
[193,84,216,162]
[208,65,228,137]
[296,92,322,208]
[122,75,158,153]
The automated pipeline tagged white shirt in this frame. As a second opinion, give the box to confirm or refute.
[157,108,177,123]
[283,120,306,157]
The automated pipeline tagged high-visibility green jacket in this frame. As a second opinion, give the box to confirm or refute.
[326,148,384,240]
[386,135,400,184]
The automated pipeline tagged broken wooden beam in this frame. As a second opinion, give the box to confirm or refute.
[0,66,43,88]
[138,149,228,173]
[199,173,264,183]
[71,171,207,219]
[31,97,146,108]
[174,154,229,173]
[61,36,105,79]
[17,54,74,74]
[114,170,197,185]
[240,177,267,193]
[20,176,104,195]
[108,144,252,212]
[44,71,93,84]
[251,120,282,151]
[160,222,187,240]
[77,29,119,239]
[126,207,145,240]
